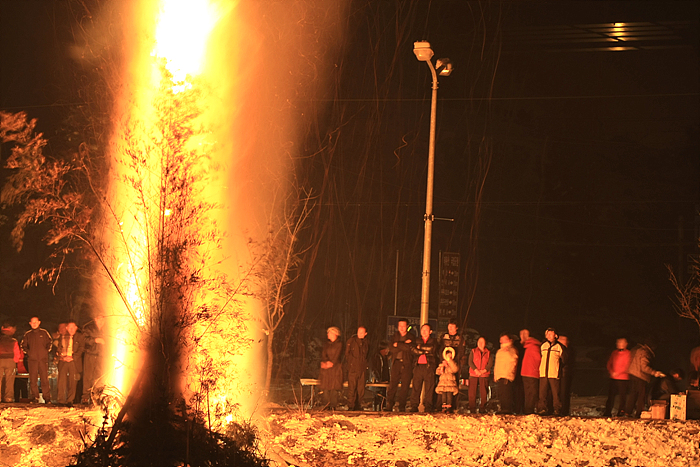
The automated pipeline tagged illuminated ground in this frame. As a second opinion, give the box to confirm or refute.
[0,405,101,467]
[2,399,699,467]
[260,409,700,467]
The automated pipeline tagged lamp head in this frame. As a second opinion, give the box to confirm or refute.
[413,41,434,61]
[436,58,453,76]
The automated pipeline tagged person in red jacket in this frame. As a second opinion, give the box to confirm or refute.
[467,336,493,414]
[519,329,541,414]
[603,337,631,417]
[0,322,22,403]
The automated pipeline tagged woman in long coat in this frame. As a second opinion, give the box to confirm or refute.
[319,326,343,409]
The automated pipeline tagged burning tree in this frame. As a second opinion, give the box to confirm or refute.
[0,64,268,465]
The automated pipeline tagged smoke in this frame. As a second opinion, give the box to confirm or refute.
[202,0,350,414]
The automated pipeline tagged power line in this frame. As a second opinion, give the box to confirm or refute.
[315,199,697,207]
[317,92,699,102]
[5,92,696,111]
[0,102,86,111]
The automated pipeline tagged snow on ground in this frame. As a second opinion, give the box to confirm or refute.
[261,410,700,467]
[0,405,102,467]
[2,399,699,467]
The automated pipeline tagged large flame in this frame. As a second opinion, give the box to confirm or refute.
[99,0,345,426]
[104,0,262,421]
[153,0,221,86]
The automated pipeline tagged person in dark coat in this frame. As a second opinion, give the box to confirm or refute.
[652,368,684,402]
[653,368,684,418]
[370,341,390,410]
[56,321,85,406]
[319,326,343,409]
[439,318,466,372]
[81,314,107,404]
[558,335,574,416]
[21,316,53,403]
[437,318,466,410]
[410,324,438,412]
[385,319,414,412]
[345,326,369,411]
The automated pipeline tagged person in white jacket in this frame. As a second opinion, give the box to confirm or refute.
[537,328,567,416]
[493,333,518,414]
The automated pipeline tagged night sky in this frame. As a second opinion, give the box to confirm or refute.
[1,1,699,378]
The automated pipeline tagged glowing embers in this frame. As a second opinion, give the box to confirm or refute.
[153,0,221,87]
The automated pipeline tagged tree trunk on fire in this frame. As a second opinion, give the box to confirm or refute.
[265,331,274,395]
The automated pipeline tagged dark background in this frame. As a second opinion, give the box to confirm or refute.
[1,1,698,392]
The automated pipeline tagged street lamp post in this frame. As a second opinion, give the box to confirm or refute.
[414,41,452,326]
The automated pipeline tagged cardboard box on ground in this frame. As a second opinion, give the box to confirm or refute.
[669,390,700,421]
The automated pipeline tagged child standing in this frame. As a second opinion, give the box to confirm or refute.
[435,346,460,413]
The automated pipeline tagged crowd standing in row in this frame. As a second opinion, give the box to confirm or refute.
[317,319,699,417]
[0,315,106,406]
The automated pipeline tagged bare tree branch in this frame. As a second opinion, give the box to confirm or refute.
[668,261,700,335]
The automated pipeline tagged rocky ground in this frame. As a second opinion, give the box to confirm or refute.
[1,397,699,467]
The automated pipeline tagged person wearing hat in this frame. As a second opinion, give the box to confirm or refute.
[319,326,343,409]
[537,327,567,416]
[435,346,460,413]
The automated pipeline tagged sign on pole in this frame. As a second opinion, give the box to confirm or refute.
[438,251,459,318]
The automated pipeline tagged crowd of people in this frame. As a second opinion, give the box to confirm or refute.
[603,336,697,418]
[2,313,698,418]
[317,318,700,417]
[0,315,106,406]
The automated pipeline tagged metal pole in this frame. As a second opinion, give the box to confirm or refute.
[420,60,439,326]
[394,249,399,315]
